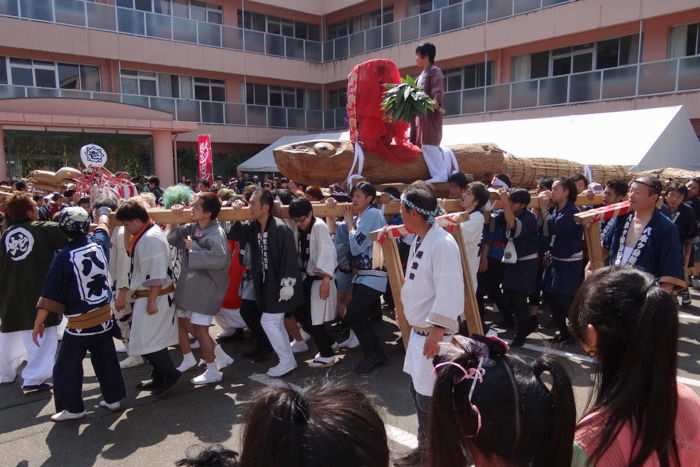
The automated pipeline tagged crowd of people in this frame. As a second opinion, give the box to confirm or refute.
[1,170,700,466]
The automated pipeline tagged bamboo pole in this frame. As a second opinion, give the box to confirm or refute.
[380,237,411,348]
[451,227,484,336]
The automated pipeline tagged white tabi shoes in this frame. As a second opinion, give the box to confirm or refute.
[290,340,309,354]
[119,355,144,369]
[214,345,234,370]
[332,331,360,351]
[191,365,223,385]
[51,410,86,422]
[98,400,122,412]
[266,360,297,378]
[177,353,198,373]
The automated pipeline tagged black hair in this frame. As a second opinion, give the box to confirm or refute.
[569,267,680,467]
[493,173,512,188]
[537,177,553,191]
[415,42,437,63]
[665,182,688,200]
[176,445,239,467]
[556,177,578,204]
[275,188,296,205]
[78,197,91,206]
[447,172,470,190]
[289,197,313,218]
[402,185,437,222]
[197,192,222,220]
[253,188,275,213]
[115,199,150,223]
[605,179,629,199]
[5,193,35,225]
[467,181,489,212]
[509,188,531,206]
[633,177,662,196]
[239,382,389,467]
[149,176,160,186]
[429,335,575,467]
[199,178,211,189]
[14,180,27,191]
[383,186,401,200]
[571,173,589,189]
[352,182,377,204]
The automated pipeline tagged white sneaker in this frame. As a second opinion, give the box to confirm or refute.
[214,346,235,370]
[191,367,223,385]
[177,353,197,373]
[119,355,144,369]
[309,353,337,368]
[99,400,121,412]
[290,340,309,353]
[332,331,360,351]
[51,410,86,422]
[113,339,128,353]
[266,360,297,378]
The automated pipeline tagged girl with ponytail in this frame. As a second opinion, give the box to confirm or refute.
[569,267,700,466]
[428,334,576,467]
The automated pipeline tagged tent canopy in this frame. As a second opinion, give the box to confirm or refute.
[240,106,700,174]
[442,106,700,171]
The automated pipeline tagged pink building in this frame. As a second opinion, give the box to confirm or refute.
[0,0,698,183]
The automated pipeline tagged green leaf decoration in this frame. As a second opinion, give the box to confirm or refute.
[381,75,436,124]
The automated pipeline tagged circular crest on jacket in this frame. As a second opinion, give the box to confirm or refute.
[57,207,91,237]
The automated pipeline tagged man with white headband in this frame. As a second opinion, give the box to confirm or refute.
[395,184,464,466]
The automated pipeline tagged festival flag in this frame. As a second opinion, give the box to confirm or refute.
[197,134,213,184]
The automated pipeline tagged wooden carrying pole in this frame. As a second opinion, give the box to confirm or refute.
[369,211,483,348]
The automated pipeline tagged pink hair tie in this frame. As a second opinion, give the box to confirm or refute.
[435,357,485,437]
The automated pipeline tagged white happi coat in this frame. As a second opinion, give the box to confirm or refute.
[300,218,338,326]
[401,223,464,397]
[127,225,178,356]
[459,210,484,291]
[110,226,133,338]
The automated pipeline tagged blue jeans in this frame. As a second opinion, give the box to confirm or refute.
[410,380,432,451]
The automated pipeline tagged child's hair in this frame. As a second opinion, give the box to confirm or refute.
[240,382,389,467]
[429,335,575,467]
[176,445,239,467]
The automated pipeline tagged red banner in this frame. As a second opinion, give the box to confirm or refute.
[197,134,213,184]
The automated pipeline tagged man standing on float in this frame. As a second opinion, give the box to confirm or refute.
[411,42,447,182]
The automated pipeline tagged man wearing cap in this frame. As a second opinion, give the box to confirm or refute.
[602,177,683,292]
[33,206,126,422]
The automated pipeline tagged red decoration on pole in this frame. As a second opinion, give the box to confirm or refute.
[574,200,631,224]
[197,134,213,184]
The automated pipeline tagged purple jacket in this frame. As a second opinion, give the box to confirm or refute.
[411,65,444,147]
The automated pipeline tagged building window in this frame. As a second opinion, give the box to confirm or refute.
[444,62,494,90]
[0,57,7,85]
[4,58,99,90]
[119,0,222,23]
[238,11,318,40]
[194,78,225,101]
[246,83,312,108]
[327,7,393,39]
[121,70,158,96]
[407,0,461,16]
[596,35,639,69]
[329,89,347,109]
[669,23,700,58]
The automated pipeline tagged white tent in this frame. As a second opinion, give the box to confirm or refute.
[237,131,348,173]
[442,105,700,171]
[240,106,700,173]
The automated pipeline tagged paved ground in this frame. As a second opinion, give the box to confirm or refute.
[2,292,700,467]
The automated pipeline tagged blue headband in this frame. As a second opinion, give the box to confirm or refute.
[401,193,439,225]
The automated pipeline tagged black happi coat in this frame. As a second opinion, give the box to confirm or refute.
[228,216,302,314]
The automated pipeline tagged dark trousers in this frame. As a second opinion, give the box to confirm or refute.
[548,293,573,338]
[409,381,432,451]
[503,289,530,332]
[294,278,335,358]
[240,299,271,351]
[480,258,508,321]
[143,348,179,387]
[53,331,126,414]
[346,284,385,360]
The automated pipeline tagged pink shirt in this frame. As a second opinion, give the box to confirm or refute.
[573,384,700,466]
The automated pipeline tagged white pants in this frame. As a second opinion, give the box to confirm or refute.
[215,308,247,332]
[423,145,457,183]
[0,326,58,387]
[260,313,295,366]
